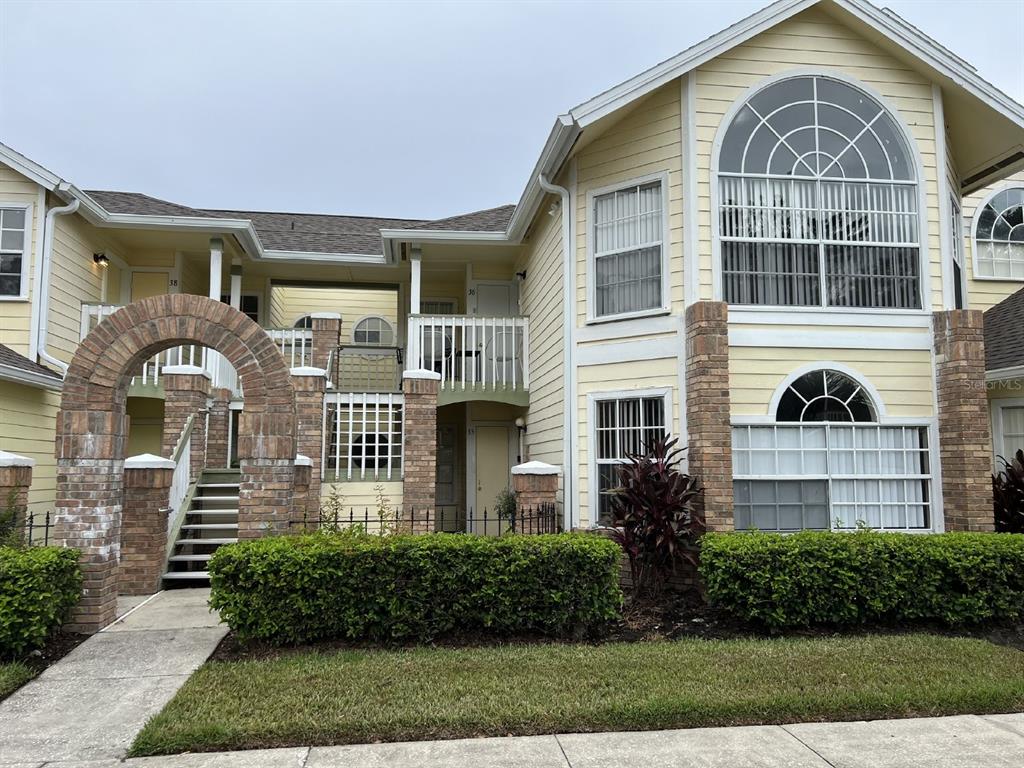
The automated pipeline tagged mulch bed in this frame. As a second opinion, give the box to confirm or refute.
[209,588,1024,662]
[19,631,89,676]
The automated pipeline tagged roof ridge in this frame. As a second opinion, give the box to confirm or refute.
[204,207,428,223]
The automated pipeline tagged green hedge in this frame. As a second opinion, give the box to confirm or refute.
[0,546,82,658]
[209,532,623,644]
[700,531,1024,630]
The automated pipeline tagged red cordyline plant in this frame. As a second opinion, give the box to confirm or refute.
[994,449,1024,533]
[604,435,703,597]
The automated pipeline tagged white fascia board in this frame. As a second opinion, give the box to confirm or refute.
[505,115,581,242]
[0,142,62,191]
[0,363,62,390]
[987,366,1024,382]
[261,249,389,265]
[379,229,512,245]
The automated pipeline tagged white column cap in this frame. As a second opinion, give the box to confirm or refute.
[403,369,442,381]
[161,365,211,379]
[0,450,34,468]
[290,366,327,377]
[295,454,313,467]
[511,461,561,476]
[124,453,175,470]
[310,312,342,320]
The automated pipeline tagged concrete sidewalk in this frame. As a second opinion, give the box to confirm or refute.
[0,589,225,765]
[7,713,1022,767]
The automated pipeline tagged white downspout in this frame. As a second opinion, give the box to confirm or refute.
[538,172,575,530]
[37,196,80,376]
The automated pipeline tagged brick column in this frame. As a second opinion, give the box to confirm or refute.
[512,461,561,533]
[934,310,993,531]
[206,387,232,469]
[291,367,326,516]
[120,454,174,595]
[0,450,33,543]
[161,365,210,480]
[311,312,342,373]
[292,455,313,529]
[402,370,439,533]
[685,301,733,531]
[237,411,297,539]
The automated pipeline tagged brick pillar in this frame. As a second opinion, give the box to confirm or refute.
[402,370,439,533]
[161,365,210,479]
[685,301,733,531]
[206,387,232,469]
[512,461,561,533]
[55,409,127,633]
[0,451,33,543]
[237,411,297,539]
[934,310,993,531]
[311,312,342,373]
[291,367,326,518]
[292,456,313,529]
[119,454,174,595]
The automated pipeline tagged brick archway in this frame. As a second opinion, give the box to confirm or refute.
[54,294,297,633]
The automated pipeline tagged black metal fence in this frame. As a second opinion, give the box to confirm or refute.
[294,503,562,536]
[1,512,55,547]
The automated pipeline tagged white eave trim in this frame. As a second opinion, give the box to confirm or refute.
[0,363,62,391]
[0,143,62,192]
[987,365,1024,382]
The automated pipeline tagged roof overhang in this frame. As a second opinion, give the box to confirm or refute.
[0,363,62,391]
[987,365,1024,383]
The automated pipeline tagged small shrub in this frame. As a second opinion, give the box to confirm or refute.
[994,449,1024,533]
[209,532,623,644]
[0,546,81,659]
[604,436,702,596]
[494,487,517,521]
[701,530,1024,630]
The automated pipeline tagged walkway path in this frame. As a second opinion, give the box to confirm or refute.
[0,588,225,766]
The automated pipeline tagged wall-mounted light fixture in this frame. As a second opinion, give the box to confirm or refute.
[514,416,527,463]
[93,252,109,268]
[515,270,527,281]
[547,200,561,217]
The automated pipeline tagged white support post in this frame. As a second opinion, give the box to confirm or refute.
[229,256,242,310]
[410,246,422,315]
[208,238,223,300]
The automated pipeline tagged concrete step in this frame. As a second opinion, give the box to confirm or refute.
[181,523,239,531]
[187,509,239,516]
[163,571,210,580]
[168,553,212,563]
[175,537,238,546]
[193,495,240,502]
[198,483,240,489]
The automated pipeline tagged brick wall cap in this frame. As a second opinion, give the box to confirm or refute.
[162,365,211,379]
[311,312,342,320]
[403,369,442,381]
[290,366,327,377]
[0,450,34,468]
[511,460,561,476]
[295,454,313,467]
[125,453,175,470]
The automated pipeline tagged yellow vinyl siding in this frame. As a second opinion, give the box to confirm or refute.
[517,202,564,469]
[0,380,59,515]
[693,6,942,310]
[964,171,1024,312]
[268,285,398,339]
[319,481,403,523]
[574,81,684,327]
[730,345,935,419]
[576,358,680,527]
[0,166,42,357]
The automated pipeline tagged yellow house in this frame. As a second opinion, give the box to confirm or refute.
[2,0,1024,578]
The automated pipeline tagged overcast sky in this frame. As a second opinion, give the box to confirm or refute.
[1,0,1022,220]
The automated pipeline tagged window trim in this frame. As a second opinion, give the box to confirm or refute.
[970,182,1024,283]
[585,171,671,324]
[586,386,673,527]
[991,397,1024,471]
[949,191,967,309]
[352,314,395,345]
[292,314,313,329]
[0,202,33,302]
[709,68,931,315]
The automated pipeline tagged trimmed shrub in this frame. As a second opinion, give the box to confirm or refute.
[700,531,1024,630]
[0,546,82,658]
[209,532,623,644]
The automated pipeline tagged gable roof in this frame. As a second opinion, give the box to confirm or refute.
[400,205,516,233]
[985,287,1024,373]
[0,345,62,390]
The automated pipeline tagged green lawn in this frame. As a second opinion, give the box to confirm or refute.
[131,634,1024,756]
[0,662,35,700]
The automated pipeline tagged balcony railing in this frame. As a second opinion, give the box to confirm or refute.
[407,315,529,390]
[265,328,313,368]
[327,345,403,392]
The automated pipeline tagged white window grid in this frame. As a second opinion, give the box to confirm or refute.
[950,194,965,309]
[592,181,664,317]
[353,316,395,346]
[974,186,1024,280]
[323,393,403,481]
[731,423,931,531]
[0,207,27,297]
[594,394,668,522]
[999,406,1024,461]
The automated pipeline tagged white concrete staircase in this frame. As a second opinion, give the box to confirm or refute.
[163,469,240,585]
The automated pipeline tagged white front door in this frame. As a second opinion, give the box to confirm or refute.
[470,281,518,385]
[472,281,516,316]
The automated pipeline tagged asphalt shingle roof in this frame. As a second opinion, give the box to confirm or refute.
[985,286,1024,371]
[0,344,62,383]
[83,191,513,255]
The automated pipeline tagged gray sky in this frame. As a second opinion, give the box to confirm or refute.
[2,0,1022,220]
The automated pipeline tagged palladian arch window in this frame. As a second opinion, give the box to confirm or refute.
[732,369,932,531]
[353,316,394,346]
[973,186,1024,279]
[718,75,921,309]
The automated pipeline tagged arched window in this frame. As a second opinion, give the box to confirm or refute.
[973,186,1024,280]
[293,315,312,329]
[717,75,921,309]
[733,366,932,532]
[353,316,394,346]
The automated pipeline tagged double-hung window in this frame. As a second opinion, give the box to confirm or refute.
[732,370,932,531]
[950,194,966,309]
[592,180,665,319]
[0,206,30,299]
[593,392,668,525]
[973,186,1024,280]
[717,76,921,309]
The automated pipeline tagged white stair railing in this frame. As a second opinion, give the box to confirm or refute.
[266,328,314,368]
[407,315,529,390]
